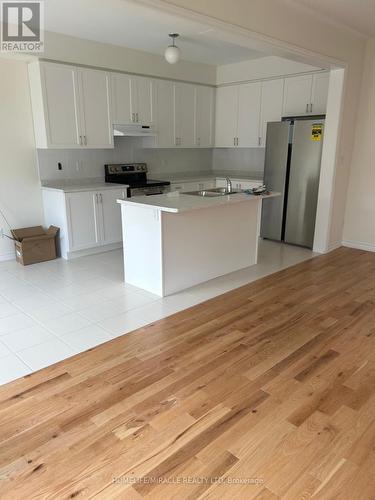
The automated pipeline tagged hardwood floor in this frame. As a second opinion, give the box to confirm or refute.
[0,246,375,499]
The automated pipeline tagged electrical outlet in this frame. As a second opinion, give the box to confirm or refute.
[58,162,62,170]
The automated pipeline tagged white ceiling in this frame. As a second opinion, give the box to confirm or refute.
[287,0,375,38]
[44,0,267,66]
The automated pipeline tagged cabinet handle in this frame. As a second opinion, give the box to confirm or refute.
[310,103,313,113]
[95,193,98,203]
[236,137,239,146]
[136,112,139,123]
[306,103,309,113]
[84,135,87,145]
[233,137,236,146]
[258,136,261,146]
[131,113,135,122]
[79,135,82,145]
[100,193,103,204]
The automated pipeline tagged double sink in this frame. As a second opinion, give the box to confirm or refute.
[183,187,241,197]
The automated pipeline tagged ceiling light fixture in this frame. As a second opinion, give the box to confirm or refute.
[165,33,180,64]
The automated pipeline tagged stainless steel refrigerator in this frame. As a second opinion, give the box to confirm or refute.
[260,118,325,249]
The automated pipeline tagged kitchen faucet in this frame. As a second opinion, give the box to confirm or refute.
[225,177,233,193]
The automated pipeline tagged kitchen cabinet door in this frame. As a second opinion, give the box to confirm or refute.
[40,63,81,148]
[311,72,329,114]
[195,86,215,147]
[78,68,113,148]
[237,82,262,147]
[99,189,125,245]
[134,76,153,125]
[66,192,100,251]
[283,75,313,116]
[215,86,238,147]
[111,73,132,124]
[259,78,284,147]
[155,80,174,147]
[174,83,195,147]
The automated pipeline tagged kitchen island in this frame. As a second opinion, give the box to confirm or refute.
[118,190,279,296]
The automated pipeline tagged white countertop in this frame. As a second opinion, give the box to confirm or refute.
[117,190,279,214]
[41,179,129,193]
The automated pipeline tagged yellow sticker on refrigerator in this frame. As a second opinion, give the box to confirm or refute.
[311,123,323,141]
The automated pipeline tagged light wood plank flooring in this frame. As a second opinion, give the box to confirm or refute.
[0,247,375,499]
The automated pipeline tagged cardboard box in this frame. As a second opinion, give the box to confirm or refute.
[11,226,59,266]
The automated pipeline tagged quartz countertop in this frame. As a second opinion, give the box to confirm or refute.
[117,190,278,214]
[41,178,129,193]
[40,170,263,193]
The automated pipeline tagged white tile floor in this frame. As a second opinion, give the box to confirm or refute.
[0,240,315,385]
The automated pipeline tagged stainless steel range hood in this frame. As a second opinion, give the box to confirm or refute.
[113,124,156,137]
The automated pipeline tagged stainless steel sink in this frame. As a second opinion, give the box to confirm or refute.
[182,187,241,197]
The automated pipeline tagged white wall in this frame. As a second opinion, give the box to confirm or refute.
[216,56,320,84]
[212,148,265,176]
[0,58,43,261]
[43,31,216,85]
[343,38,375,250]
[157,0,367,251]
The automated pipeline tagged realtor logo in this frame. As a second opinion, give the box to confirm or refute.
[1,0,44,52]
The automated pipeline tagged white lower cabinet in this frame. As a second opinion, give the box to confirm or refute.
[66,191,100,251]
[99,190,125,244]
[43,187,125,259]
[66,189,124,252]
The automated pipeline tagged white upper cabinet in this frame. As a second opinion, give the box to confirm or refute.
[29,59,329,151]
[173,83,195,147]
[154,79,174,147]
[215,82,262,148]
[111,73,132,124]
[195,86,215,147]
[29,62,81,148]
[215,86,238,147]
[78,68,113,148]
[283,72,329,116]
[237,82,262,147]
[134,76,153,125]
[259,78,284,147]
[311,72,330,115]
[29,61,113,149]
[111,73,153,125]
[283,74,313,116]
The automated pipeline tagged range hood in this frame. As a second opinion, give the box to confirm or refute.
[113,124,156,137]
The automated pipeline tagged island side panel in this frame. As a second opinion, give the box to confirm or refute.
[121,204,163,296]
[162,199,261,296]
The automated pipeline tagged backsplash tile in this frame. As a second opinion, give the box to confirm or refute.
[37,137,265,181]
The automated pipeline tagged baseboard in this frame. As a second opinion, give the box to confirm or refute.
[0,251,15,262]
[66,242,123,260]
[313,241,341,254]
[342,240,375,252]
